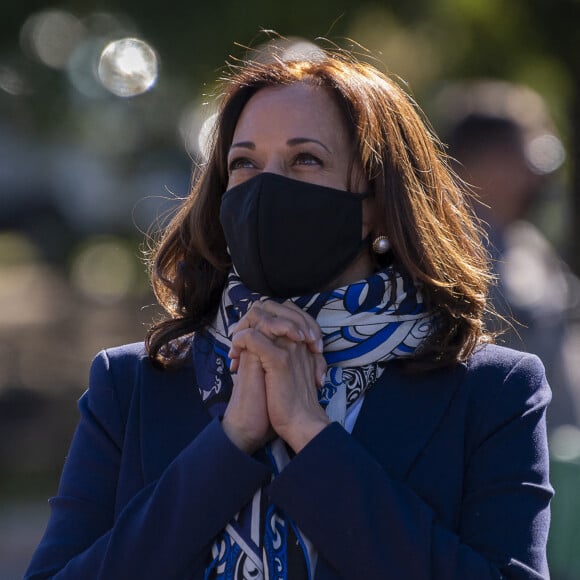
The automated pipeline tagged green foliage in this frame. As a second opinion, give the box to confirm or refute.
[1,0,580,269]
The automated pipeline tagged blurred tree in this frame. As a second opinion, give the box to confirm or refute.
[1,0,579,270]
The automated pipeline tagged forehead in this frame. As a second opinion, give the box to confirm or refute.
[232,82,350,141]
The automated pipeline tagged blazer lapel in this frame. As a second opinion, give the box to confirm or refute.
[137,353,465,486]
[352,361,465,481]
[140,361,212,483]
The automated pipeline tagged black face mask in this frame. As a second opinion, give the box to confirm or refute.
[219,172,370,297]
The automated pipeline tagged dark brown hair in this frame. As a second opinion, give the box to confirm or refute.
[146,48,494,369]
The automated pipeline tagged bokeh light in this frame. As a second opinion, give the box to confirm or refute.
[66,38,110,99]
[0,65,30,96]
[502,244,556,308]
[98,37,158,97]
[0,232,39,265]
[526,133,566,175]
[20,10,86,69]
[248,37,326,64]
[70,237,139,304]
[178,103,218,160]
[551,425,580,462]
[197,112,218,160]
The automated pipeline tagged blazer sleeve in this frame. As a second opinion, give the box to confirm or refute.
[25,349,271,580]
[267,353,553,579]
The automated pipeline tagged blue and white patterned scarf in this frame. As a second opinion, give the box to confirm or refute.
[193,268,434,579]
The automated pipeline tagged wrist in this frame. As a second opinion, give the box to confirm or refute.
[221,417,261,454]
[280,416,331,454]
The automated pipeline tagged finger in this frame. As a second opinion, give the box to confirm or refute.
[259,300,324,353]
[229,328,283,362]
[314,353,328,387]
[223,351,271,453]
[231,329,324,391]
[270,336,326,388]
[229,324,280,360]
[234,306,308,343]
[228,342,242,362]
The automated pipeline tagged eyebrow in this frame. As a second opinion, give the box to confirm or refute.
[287,137,331,153]
[229,137,331,153]
[229,141,255,150]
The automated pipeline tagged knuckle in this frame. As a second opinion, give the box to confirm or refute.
[281,320,298,335]
[232,327,254,344]
[251,301,264,313]
[245,327,260,340]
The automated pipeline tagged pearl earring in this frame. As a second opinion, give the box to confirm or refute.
[372,235,390,254]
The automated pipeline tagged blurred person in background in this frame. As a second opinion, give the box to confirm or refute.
[26,42,552,579]
[439,80,580,435]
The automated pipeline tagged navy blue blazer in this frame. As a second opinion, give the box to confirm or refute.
[26,342,552,579]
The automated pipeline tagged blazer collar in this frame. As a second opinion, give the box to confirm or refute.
[139,357,465,485]
[352,360,466,481]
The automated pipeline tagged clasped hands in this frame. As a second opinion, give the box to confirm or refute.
[221,300,331,455]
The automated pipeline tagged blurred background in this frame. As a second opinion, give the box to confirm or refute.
[2,1,580,578]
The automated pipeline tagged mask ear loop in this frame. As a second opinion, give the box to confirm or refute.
[355,188,373,251]
[357,187,377,249]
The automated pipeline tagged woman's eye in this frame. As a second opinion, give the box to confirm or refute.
[294,153,322,166]
[228,157,255,172]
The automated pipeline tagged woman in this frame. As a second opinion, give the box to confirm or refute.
[26,45,552,579]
